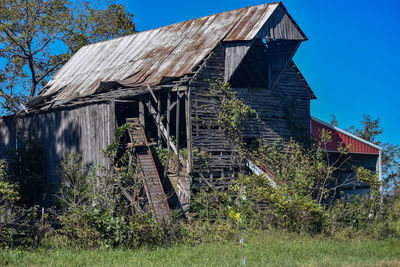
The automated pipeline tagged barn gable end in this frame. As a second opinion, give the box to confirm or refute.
[5,2,378,214]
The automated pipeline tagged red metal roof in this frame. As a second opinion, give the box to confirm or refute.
[311,117,381,155]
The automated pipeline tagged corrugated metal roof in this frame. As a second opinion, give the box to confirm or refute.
[39,2,307,101]
[311,117,381,155]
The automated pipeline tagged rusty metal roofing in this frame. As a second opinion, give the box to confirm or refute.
[40,2,307,101]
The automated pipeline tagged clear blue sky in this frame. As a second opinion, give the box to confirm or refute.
[115,0,400,146]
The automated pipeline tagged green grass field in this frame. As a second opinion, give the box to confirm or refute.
[1,232,399,267]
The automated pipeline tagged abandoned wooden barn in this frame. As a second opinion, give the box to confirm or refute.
[0,2,381,216]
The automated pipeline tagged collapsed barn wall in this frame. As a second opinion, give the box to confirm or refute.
[0,101,115,198]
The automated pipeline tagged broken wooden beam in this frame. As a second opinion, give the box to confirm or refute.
[147,85,158,104]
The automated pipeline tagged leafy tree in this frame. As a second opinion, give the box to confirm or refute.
[381,143,400,193]
[57,152,90,209]
[329,114,338,127]
[0,0,136,114]
[348,114,383,144]
[345,114,400,194]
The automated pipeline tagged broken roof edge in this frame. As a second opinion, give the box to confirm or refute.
[311,116,382,151]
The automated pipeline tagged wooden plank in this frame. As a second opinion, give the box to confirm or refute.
[147,85,158,104]
[145,98,181,159]
[164,91,171,177]
[185,89,192,173]
[175,92,181,171]
[157,93,161,148]
[139,97,145,130]
[224,41,252,82]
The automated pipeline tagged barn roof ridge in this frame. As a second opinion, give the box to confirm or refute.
[79,2,283,49]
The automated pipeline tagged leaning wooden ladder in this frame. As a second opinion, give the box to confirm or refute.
[127,118,170,221]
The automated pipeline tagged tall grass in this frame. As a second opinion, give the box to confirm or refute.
[1,231,399,267]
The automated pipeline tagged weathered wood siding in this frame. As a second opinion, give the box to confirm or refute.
[0,117,16,158]
[275,63,312,139]
[224,41,252,82]
[236,62,312,143]
[255,4,306,40]
[190,42,312,186]
[190,45,241,185]
[0,101,115,195]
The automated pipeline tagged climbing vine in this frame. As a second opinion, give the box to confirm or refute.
[204,80,382,234]
[208,81,257,156]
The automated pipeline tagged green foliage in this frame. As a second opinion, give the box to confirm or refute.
[57,152,90,210]
[348,114,383,144]
[381,142,400,193]
[204,81,386,235]
[343,113,400,194]
[330,114,338,127]
[238,135,385,234]
[0,161,53,247]
[191,188,232,222]
[2,231,400,266]
[52,123,190,248]
[183,220,237,245]
[0,160,19,205]
[55,204,188,249]
[67,2,135,52]
[0,0,136,113]
[104,122,132,159]
[0,160,21,244]
[208,81,256,155]
[55,124,135,247]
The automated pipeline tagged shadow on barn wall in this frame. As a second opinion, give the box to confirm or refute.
[0,101,114,206]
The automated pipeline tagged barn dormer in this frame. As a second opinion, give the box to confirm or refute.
[224,2,307,89]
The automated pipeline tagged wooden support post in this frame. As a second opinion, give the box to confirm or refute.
[157,93,161,149]
[147,85,158,104]
[176,92,181,172]
[185,88,192,173]
[145,100,180,156]
[139,97,145,130]
[164,91,171,177]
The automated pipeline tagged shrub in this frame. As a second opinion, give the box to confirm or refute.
[206,81,384,235]
[0,159,21,246]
